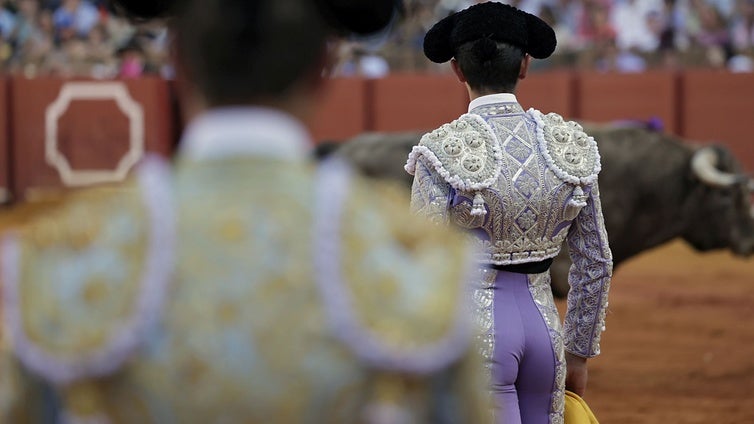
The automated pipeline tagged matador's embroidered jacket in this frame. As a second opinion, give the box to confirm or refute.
[0,108,489,423]
[405,94,613,359]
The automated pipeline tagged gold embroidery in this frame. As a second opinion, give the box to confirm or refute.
[4,159,486,423]
[62,381,107,418]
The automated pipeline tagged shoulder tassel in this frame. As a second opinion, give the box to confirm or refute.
[471,192,487,216]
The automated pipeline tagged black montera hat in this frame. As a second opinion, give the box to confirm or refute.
[423,1,556,63]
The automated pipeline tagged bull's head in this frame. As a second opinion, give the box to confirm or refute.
[686,146,754,256]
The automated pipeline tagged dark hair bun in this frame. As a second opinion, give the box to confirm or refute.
[471,38,499,62]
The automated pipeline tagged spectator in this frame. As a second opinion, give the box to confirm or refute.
[656,0,685,68]
[577,0,615,48]
[0,0,753,77]
[85,23,115,77]
[693,0,733,66]
[611,0,663,52]
[115,36,145,78]
[0,2,16,39]
[53,0,99,39]
[730,0,754,53]
[335,44,391,78]
[17,6,54,75]
[11,0,40,50]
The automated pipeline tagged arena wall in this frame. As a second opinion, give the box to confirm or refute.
[8,77,175,201]
[1,71,752,202]
[681,70,754,175]
[0,79,8,204]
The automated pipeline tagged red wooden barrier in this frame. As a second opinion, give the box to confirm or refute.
[681,70,754,172]
[576,71,679,133]
[4,71,753,202]
[0,78,8,204]
[308,77,368,143]
[517,70,575,118]
[10,77,174,200]
[370,73,468,132]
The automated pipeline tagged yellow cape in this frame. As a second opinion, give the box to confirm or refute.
[564,390,599,424]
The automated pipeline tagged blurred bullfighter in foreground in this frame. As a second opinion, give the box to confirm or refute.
[0,0,492,422]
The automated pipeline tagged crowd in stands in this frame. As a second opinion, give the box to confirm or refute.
[0,0,752,79]
[338,0,754,75]
[0,0,169,78]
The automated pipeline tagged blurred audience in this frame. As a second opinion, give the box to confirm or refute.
[0,0,750,77]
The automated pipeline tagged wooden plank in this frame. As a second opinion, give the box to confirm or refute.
[371,73,468,132]
[308,77,367,143]
[577,71,679,134]
[517,70,575,118]
[0,78,8,203]
[681,70,754,172]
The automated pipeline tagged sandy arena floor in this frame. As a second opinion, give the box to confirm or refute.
[572,241,754,423]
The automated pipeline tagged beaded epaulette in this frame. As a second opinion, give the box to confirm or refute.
[528,110,601,206]
[0,157,174,385]
[405,114,502,216]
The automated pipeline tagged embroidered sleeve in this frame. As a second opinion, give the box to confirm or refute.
[563,181,613,358]
[410,157,452,224]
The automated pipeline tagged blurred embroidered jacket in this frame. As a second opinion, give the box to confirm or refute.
[0,108,490,423]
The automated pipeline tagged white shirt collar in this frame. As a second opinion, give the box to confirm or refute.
[468,93,519,113]
[179,107,312,161]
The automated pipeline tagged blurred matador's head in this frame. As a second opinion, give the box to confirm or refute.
[110,0,401,106]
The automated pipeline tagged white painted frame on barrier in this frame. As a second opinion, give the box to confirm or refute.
[45,82,145,186]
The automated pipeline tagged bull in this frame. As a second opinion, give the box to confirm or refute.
[318,125,754,297]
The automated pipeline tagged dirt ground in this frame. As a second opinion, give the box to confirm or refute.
[568,241,754,423]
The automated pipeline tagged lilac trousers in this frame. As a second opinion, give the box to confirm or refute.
[491,270,557,424]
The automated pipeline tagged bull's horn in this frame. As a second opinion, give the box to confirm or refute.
[691,147,741,187]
